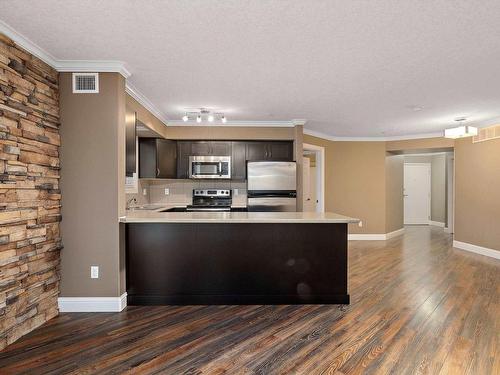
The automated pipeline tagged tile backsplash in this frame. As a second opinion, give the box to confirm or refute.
[129,179,247,207]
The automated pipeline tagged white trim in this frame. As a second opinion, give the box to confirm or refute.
[386,228,405,239]
[125,82,169,125]
[167,120,296,127]
[58,292,127,312]
[58,60,130,78]
[303,128,445,142]
[303,143,325,213]
[348,228,405,241]
[0,20,130,78]
[349,233,387,240]
[0,20,58,67]
[429,220,445,227]
[453,240,500,260]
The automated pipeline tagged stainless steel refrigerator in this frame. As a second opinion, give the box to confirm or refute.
[247,161,297,212]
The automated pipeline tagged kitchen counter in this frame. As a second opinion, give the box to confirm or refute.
[120,210,359,224]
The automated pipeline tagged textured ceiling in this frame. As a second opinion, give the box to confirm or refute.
[2,0,500,137]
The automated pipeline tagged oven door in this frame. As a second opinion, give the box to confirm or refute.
[189,156,231,179]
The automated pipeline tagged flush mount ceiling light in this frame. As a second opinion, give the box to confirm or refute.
[181,108,227,124]
[444,118,478,139]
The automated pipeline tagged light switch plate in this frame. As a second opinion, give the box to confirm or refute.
[142,188,147,196]
[234,189,239,196]
[90,266,99,279]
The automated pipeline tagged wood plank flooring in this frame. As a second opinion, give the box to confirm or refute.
[0,226,499,374]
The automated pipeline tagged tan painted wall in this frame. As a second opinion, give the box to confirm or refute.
[386,137,454,153]
[60,72,126,297]
[431,154,446,223]
[303,135,387,234]
[385,155,404,233]
[455,137,500,251]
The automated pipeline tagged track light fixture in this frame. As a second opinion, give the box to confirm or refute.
[181,108,227,124]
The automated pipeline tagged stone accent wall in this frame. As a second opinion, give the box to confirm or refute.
[0,33,61,350]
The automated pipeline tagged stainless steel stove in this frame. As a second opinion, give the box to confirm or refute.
[186,189,232,212]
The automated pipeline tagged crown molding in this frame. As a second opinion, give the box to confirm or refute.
[125,82,169,125]
[56,60,131,78]
[0,20,130,78]
[167,120,297,127]
[303,128,444,142]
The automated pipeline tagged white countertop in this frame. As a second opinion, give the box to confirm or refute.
[120,210,359,224]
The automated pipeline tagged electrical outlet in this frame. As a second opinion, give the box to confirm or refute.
[358,220,363,228]
[164,188,170,196]
[90,266,99,279]
[142,188,147,196]
[234,189,239,196]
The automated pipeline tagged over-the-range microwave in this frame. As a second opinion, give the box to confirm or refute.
[189,156,231,179]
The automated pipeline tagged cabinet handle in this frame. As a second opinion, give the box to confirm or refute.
[157,168,160,177]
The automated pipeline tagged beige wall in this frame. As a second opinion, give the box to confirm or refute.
[455,137,500,251]
[431,154,446,223]
[386,137,454,153]
[385,155,404,233]
[60,72,126,297]
[303,135,387,234]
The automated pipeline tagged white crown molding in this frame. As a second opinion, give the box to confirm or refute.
[58,292,127,312]
[167,120,296,127]
[453,240,500,260]
[125,82,169,124]
[0,19,58,66]
[303,128,445,142]
[0,20,130,78]
[56,60,131,78]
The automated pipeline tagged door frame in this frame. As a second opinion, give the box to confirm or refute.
[303,143,325,212]
[404,162,431,225]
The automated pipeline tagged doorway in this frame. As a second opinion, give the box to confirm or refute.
[404,163,431,224]
[302,143,325,212]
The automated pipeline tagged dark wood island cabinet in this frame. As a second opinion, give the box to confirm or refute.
[122,211,358,305]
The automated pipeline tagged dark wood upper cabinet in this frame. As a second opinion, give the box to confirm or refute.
[176,141,191,179]
[139,138,177,178]
[267,141,294,161]
[190,141,231,156]
[246,141,294,162]
[125,111,137,177]
[231,142,247,180]
[245,142,268,161]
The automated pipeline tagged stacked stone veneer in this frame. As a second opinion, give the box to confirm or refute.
[0,33,61,350]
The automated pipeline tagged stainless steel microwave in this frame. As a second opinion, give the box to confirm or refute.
[189,156,231,179]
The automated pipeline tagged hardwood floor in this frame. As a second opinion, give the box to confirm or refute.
[1,226,498,374]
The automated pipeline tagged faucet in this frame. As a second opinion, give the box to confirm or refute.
[126,197,137,210]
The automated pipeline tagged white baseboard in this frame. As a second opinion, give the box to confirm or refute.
[349,228,404,241]
[453,240,500,260]
[386,228,405,239]
[58,292,127,312]
[429,220,445,227]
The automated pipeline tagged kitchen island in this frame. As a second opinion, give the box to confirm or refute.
[120,211,359,305]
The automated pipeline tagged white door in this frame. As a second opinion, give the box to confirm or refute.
[404,163,431,224]
[303,158,315,212]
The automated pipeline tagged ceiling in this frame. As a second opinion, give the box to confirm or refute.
[2,0,500,138]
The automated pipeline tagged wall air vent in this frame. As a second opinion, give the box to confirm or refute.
[72,72,99,93]
[473,124,500,143]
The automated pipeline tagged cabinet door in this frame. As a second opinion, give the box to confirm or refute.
[268,141,294,161]
[245,142,269,161]
[190,142,211,156]
[176,141,191,179]
[156,139,177,178]
[231,142,247,180]
[138,138,157,178]
[210,142,232,156]
[125,111,136,177]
